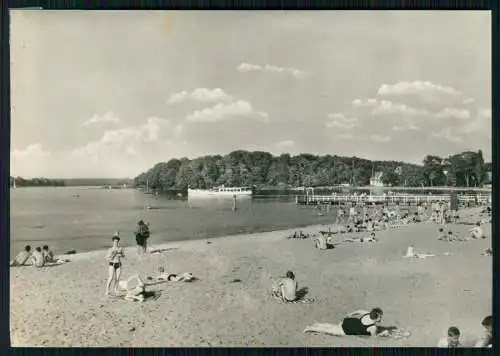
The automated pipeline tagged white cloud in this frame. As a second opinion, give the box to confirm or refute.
[463,97,475,104]
[326,113,359,129]
[431,128,463,143]
[173,123,184,137]
[378,81,462,97]
[352,98,378,107]
[435,107,470,120]
[72,117,171,160]
[276,140,294,148]
[392,123,420,131]
[371,100,428,116]
[81,112,121,127]
[166,88,233,105]
[185,100,268,123]
[370,135,392,143]
[11,144,52,178]
[459,108,491,136]
[335,133,354,140]
[237,62,306,78]
[479,108,491,119]
[11,144,50,159]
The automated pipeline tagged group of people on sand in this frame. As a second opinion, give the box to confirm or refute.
[10,244,68,268]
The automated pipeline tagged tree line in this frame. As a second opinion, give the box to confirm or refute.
[10,176,66,187]
[133,149,491,191]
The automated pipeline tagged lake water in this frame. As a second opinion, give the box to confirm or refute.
[10,187,337,255]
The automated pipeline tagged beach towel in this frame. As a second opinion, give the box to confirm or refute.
[272,293,315,304]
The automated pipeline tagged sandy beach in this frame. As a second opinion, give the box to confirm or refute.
[10,207,491,347]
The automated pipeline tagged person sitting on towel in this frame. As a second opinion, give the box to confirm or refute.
[273,271,298,302]
[437,326,461,347]
[475,315,492,348]
[31,247,45,268]
[10,245,32,267]
[470,223,485,239]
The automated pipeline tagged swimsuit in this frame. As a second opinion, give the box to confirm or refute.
[342,313,375,336]
[109,262,121,269]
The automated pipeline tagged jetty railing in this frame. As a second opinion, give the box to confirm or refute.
[296,193,491,205]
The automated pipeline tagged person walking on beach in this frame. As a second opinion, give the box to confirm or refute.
[10,245,32,267]
[135,220,150,254]
[105,232,125,296]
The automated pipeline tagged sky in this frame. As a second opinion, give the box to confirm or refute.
[10,10,491,178]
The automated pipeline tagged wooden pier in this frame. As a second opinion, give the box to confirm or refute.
[295,193,491,206]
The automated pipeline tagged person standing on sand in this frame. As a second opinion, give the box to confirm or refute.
[10,245,32,267]
[105,233,125,296]
[135,220,150,254]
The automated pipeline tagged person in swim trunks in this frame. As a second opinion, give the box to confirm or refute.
[105,232,125,296]
[340,308,384,336]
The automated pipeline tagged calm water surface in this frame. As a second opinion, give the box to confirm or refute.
[10,187,337,255]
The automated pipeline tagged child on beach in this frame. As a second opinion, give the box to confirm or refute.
[105,232,125,297]
[437,326,461,347]
[474,315,492,347]
[272,271,298,302]
[10,245,32,267]
[31,247,45,268]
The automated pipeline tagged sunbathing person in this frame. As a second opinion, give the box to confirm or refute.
[304,308,391,337]
[344,233,377,243]
[437,326,461,347]
[153,267,196,282]
[470,223,486,239]
[10,245,32,267]
[31,247,45,268]
[474,315,492,348]
[437,228,446,240]
[118,275,147,302]
[42,245,70,264]
[272,271,298,302]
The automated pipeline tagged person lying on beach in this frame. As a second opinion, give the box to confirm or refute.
[10,245,32,267]
[437,326,461,347]
[481,248,492,256]
[343,233,377,243]
[474,315,492,348]
[117,275,147,302]
[437,228,445,240]
[470,223,486,239]
[31,247,45,268]
[105,233,125,297]
[304,308,391,337]
[402,244,435,259]
[272,271,298,302]
[42,245,70,264]
[151,267,196,282]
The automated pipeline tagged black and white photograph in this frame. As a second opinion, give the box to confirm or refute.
[9,10,492,347]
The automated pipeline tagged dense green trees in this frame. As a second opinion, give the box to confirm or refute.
[134,149,492,191]
[10,176,65,187]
